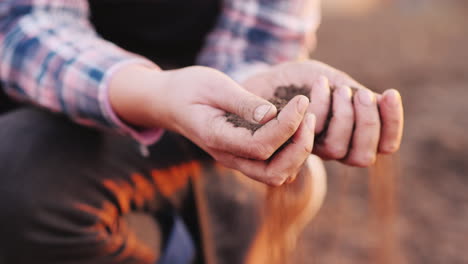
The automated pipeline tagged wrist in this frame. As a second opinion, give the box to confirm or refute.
[108,63,166,129]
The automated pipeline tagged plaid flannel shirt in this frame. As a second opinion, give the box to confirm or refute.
[0,0,320,145]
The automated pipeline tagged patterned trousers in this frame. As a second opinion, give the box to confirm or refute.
[0,107,266,264]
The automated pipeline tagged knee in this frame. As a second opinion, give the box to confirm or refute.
[0,108,102,182]
[0,183,123,263]
[304,155,327,219]
[0,107,69,143]
[283,155,327,231]
[0,108,105,262]
[0,107,99,161]
[0,182,42,260]
[0,108,95,230]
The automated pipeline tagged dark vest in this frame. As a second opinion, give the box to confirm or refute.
[89,0,221,68]
[0,0,221,113]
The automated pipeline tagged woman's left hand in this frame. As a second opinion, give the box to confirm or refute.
[241,60,404,167]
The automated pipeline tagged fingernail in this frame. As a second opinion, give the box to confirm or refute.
[285,175,296,184]
[317,75,329,89]
[297,96,310,111]
[306,113,316,132]
[385,89,401,106]
[358,89,375,106]
[383,142,399,153]
[338,86,352,99]
[254,104,272,123]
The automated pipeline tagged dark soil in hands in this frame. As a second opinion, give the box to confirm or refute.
[224,85,312,133]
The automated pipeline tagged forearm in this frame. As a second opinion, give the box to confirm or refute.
[0,1,163,144]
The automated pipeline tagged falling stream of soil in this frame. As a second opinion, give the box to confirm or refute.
[225,85,397,264]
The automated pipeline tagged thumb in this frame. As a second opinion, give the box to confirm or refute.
[210,79,278,124]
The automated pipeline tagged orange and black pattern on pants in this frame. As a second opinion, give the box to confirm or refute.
[0,108,263,264]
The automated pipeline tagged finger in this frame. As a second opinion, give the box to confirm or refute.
[343,89,381,167]
[269,113,316,184]
[313,86,354,160]
[308,76,331,134]
[207,78,277,124]
[216,114,316,186]
[378,89,404,153]
[208,95,310,160]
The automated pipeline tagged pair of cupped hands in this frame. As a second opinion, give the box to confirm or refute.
[111,60,403,186]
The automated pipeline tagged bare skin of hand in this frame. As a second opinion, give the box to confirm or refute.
[108,64,316,186]
[242,60,404,167]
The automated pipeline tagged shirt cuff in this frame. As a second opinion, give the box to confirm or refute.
[98,58,165,146]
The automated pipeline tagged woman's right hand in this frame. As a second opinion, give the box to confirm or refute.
[109,65,316,186]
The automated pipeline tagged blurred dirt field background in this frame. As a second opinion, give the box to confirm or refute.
[293,0,468,263]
